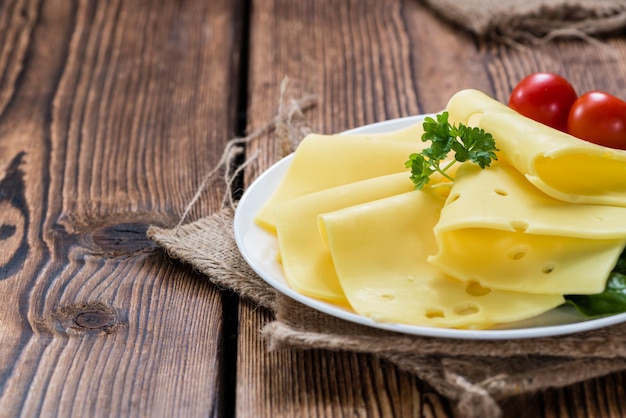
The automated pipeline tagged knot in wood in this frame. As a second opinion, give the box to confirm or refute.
[52,302,125,335]
[74,309,117,330]
[90,222,156,256]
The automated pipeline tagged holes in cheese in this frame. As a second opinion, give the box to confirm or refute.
[438,162,626,239]
[431,227,624,295]
[510,221,529,232]
[425,309,445,319]
[274,172,415,305]
[446,89,626,207]
[319,190,564,328]
[454,304,479,316]
[255,123,426,233]
[508,246,528,261]
[430,162,626,294]
[465,281,491,296]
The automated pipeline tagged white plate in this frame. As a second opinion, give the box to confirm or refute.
[233,115,626,340]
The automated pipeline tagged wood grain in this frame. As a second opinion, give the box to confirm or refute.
[0,0,243,416]
[2,0,626,417]
[237,302,452,418]
[241,0,626,417]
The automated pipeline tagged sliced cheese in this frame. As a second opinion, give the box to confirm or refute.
[429,162,626,295]
[446,89,626,207]
[437,162,626,239]
[274,172,415,305]
[345,121,425,142]
[319,190,564,328]
[255,123,425,233]
[446,88,518,125]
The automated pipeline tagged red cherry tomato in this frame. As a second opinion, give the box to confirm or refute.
[508,72,578,132]
[567,91,626,150]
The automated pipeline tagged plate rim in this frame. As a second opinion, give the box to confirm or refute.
[234,115,626,340]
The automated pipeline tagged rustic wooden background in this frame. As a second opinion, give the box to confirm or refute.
[1,0,626,416]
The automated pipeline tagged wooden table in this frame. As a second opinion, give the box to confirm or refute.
[2,0,626,416]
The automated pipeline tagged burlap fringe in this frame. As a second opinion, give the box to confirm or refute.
[173,76,316,229]
[148,77,315,309]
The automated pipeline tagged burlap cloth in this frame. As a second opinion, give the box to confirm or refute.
[147,77,626,417]
[424,0,626,43]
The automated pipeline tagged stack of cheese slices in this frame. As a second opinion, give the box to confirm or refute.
[254,89,626,330]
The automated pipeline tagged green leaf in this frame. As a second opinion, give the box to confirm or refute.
[565,249,626,318]
[565,273,626,317]
[405,153,435,189]
[450,140,470,162]
[421,113,453,163]
[406,111,499,189]
[460,126,498,169]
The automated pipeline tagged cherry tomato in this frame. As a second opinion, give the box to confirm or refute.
[567,91,626,150]
[508,72,578,132]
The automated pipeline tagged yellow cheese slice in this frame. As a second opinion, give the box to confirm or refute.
[446,88,518,125]
[274,172,415,305]
[255,122,425,233]
[345,121,425,142]
[437,162,626,239]
[446,89,626,207]
[319,190,565,328]
[429,162,626,295]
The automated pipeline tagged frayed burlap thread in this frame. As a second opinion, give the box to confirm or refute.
[148,77,315,310]
[423,0,626,43]
[148,79,626,417]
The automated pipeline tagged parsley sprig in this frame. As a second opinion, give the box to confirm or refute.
[405,111,499,190]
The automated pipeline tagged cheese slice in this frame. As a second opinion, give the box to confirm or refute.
[345,121,425,142]
[429,162,626,295]
[255,122,425,233]
[319,190,564,328]
[446,88,518,125]
[446,89,626,207]
[274,172,415,305]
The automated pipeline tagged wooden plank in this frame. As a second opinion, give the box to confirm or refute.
[237,303,452,417]
[240,0,626,416]
[0,0,243,416]
[240,0,484,416]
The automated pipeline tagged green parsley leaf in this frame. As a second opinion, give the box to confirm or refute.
[405,111,498,189]
[405,153,435,190]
